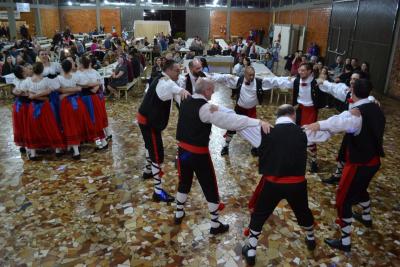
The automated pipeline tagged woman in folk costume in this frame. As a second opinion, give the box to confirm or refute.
[74,56,108,150]
[55,59,88,159]
[11,65,30,153]
[23,62,65,160]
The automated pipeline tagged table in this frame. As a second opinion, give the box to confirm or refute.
[1,44,14,52]
[41,43,51,49]
[38,39,52,45]
[98,62,117,84]
[185,38,194,49]
[85,42,93,50]
[92,34,106,39]
[139,47,153,63]
[3,73,15,84]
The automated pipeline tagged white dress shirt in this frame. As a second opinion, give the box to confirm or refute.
[156,72,184,102]
[238,116,295,148]
[319,80,349,102]
[306,98,371,143]
[192,94,260,131]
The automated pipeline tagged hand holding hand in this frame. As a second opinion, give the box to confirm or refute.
[303,122,320,132]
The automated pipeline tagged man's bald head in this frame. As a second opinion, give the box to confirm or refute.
[189,58,203,77]
[276,104,296,122]
[244,66,256,84]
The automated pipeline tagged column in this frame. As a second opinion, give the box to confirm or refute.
[96,0,101,32]
[226,0,231,40]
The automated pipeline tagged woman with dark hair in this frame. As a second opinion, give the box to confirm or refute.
[54,59,87,159]
[12,65,30,152]
[107,55,128,98]
[360,62,370,80]
[75,56,109,150]
[200,57,209,73]
[22,62,65,160]
[2,55,15,76]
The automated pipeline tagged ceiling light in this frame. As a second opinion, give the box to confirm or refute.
[151,9,155,13]
[67,1,72,5]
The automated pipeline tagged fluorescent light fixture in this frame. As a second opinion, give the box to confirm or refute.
[67,1,72,5]
[151,9,155,13]
[104,0,109,4]
[80,3,95,6]
[143,12,146,16]
[213,0,218,5]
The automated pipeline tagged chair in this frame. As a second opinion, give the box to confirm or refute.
[276,88,291,104]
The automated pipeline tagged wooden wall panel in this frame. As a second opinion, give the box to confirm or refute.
[305,7,331,57]
[40,8,60,38]
[276,10,291,24]
[291,9,307,26]
[59,9,97,34]
[100,9,121,34]
[230,11,270,38]
[209,10,227,39]
[388,33,400,99]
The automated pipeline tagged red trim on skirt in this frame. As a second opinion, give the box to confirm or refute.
[82,95,106,141]
[178,142,209,154]
[248,175,306,212]
[298,104,318,126]
[236,104,257,119]
[25,101,65,149]
[97,94,109,129]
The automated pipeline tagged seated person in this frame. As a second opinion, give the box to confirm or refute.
[107,55,128,98]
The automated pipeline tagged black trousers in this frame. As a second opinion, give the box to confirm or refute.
[338,163,380,219]
[177,147,219,204]
[249,180,314,232]
[139,123,164,164]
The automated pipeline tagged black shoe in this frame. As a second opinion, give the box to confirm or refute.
[324,238,351,252]
[322,175,340,185]
[250,147,258,157]
[29,156,41,161]
[55,152,64,157]
[72,154,81,160]
[174,211,185,225]
[142,172,153,179]
[209,222,229,235]
[19,147,26,153]
[152,189,175,203]
[305,237,316,251]
[310,161,319,173]
[220,146,229,156]
[95,143,109,151]
[106,135,112,142]
[353,212,372,228]
[241,244,256,266]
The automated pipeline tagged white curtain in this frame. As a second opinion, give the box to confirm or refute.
[133,20,171,39]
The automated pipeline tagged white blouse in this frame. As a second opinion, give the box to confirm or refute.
[75,69,101,86]
[22,77,58,94]
[56,74,79,89]
[43,62,61,77]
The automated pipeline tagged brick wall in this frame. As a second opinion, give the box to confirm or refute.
[275,6,332,57]
[388,33,400,99]
[59,9,97,34]
[230,11,270,39]
[40,8,60,38]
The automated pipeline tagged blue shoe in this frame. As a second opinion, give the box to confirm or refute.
[152,189,175,203]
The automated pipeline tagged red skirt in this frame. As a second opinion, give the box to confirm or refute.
[12,100,29,147]
[60,96,88,145]
[81,95,105,141]
[97,94,109,129]
[235,104,257,119]
[25,100,65,149]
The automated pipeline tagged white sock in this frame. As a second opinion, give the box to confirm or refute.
[55,148,61,153]
[208,202,220,228]
[30,149,36,158]
[303,225,315,241]
[104,127,111,137]
[341,217,352,246]
[334,161,345,177]
[247,229,260,257]
[144,150,152,174]
[175,192,187,218]
[100,138,107,147]
[72,145,79,156]
[152,162,162,194]
[359,200,372,221]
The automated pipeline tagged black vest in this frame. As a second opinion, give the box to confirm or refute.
[259,123,307,176]
[185,71,206,94]
[292,77,327,109]
[339,102,385,164]
[235,76,264,105]
[176,97,212,147]
[138,75,172,131]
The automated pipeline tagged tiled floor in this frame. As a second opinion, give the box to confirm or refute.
[0,83,399,267]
